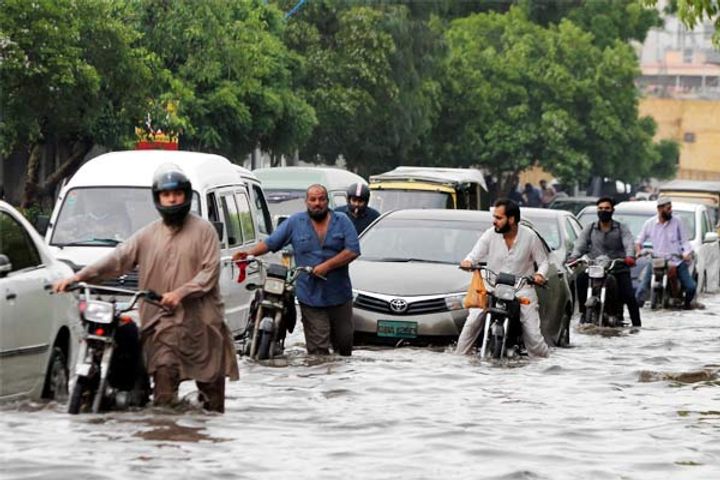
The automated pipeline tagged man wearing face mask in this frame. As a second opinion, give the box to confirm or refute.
[635,197,696,309]
[334,183,380,235]
[568,197,641,327]
[233,184,360,356]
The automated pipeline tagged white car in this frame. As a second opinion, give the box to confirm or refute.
[614,201,720,293]
[0,201,79,401]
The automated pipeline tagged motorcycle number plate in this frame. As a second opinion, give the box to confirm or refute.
[587,265,605,279]
[75,362,92,377]
[377,320,417,339]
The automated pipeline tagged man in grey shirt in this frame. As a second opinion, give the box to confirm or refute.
[568,196,641,326]
[456,198,550,357]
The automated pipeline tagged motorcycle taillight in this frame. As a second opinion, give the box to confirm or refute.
[94,327,106,336]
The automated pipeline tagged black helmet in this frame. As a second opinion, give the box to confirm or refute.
[151,163,192,225]
[347,182,370,202]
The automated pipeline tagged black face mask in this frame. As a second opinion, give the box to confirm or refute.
[597,210,613,223]
[307,208,329,221]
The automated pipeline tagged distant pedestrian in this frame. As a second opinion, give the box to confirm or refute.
[539,179,556,208]
[522,183,542,207]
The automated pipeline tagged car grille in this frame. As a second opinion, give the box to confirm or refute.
[101,270,139,289]
[354,294,448,315]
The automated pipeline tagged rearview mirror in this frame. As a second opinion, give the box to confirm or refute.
[212,221,224,240]
[0,254,12,278]
[704,232,719,244]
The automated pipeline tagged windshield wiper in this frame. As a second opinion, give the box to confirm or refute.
[57,238,122,247]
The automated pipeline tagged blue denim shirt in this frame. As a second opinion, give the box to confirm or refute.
[265,211,360,307]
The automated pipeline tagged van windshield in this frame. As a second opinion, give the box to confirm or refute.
[369,190,453,213]
[50,187,200,246]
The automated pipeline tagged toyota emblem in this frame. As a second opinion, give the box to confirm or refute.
[389,298,408,313]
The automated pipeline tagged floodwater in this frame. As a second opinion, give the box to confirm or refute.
[2,295,720,479]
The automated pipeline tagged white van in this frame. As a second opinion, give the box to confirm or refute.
[45,150,274,340]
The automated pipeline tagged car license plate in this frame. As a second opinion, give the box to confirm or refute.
[377,320,417,339]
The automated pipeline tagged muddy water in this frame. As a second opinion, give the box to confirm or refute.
[1,294,719,479]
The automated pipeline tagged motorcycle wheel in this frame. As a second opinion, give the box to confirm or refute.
[68,377,93,415]
[257,330,272,360]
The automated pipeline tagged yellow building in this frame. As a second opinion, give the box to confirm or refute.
[639,98,720,181]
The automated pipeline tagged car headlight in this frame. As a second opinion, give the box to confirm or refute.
[445,294,466,311]
[263,277,286,295]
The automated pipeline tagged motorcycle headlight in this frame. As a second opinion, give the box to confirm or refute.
[444,294,466,311]
[587,265,605,279]
[494,284,516,302]
[83,301,114,324]
[263,277,285,295]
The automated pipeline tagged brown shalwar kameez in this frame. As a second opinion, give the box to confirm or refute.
[78,214,239,411]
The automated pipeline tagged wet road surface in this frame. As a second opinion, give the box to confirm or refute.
[1,293,719,479]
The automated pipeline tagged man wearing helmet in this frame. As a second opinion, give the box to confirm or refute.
[55,164,239,412]
[335,182,380,235]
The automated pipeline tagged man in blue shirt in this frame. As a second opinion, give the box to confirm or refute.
[233,184,360,356]
[334,183,380,235]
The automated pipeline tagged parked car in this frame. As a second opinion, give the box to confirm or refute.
[1,200,79,401]
[350,209,573,347]
[547,196,599,216]
[45,150,274,340]
[368,167,490,213]
[613,201,720,293]
[659,179,720,229]
[520,207,584,305]
[253,166,367,222]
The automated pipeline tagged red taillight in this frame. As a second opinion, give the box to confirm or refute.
[78,301,87,313]
[94,328,105,336]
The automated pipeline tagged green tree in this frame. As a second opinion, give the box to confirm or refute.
[434,8,660,193]
[645,0,720,47]
[134,0,316,161]
[0,0,155,207]
[284,2,443,176]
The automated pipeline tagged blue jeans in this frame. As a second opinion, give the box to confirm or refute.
[636,260,696,306]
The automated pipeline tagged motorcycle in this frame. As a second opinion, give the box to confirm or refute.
[642,251,689,310]
[67,282,161,414]
[464,266,542,360]
[567,255,625,327]
[239,256,324,360]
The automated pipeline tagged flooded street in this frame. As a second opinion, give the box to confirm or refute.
[2,294,719,480]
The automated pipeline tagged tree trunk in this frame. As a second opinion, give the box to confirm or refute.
[39,138,93,197]
[20,143,43,208]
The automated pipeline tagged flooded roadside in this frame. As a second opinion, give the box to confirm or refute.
[1,293,719,479]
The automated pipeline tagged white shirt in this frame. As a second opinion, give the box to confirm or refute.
[464,225,550,282]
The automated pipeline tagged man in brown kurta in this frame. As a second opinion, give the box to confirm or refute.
[56,165,238,412]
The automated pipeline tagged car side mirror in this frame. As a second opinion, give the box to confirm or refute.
[212,221,224,240]
[0,254,12,278]
[704,231,719,243]
[33,215,50,236]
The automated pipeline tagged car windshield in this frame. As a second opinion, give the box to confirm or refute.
[51,187,200,246]
[614,211,695,240]
[524,216,561,250]
[264,189,308,218]
[360,218,489,264]
[577,210,595,227]
[368,190,453,213]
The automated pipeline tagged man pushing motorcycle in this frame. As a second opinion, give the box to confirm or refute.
[54,164,239,413]
[455,198,550,358]
[567,196,641,327]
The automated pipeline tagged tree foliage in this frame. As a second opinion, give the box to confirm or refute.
[434,8,660,191]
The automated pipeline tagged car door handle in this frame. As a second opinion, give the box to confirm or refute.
[43,283,53,292]
[6,292,17,300]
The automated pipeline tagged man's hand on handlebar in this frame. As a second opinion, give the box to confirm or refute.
[624,256,636,267]
[312,262,331,279]
[232,251,249,263]
[533,273,546,286]
[160,290,182,310]
[53,275,80,294]
[460,259,473,270]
